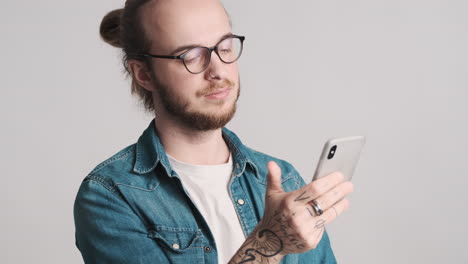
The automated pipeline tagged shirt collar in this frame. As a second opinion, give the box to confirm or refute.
[221,127,259,178]
[133,120,172,176]
[133,119,260,180]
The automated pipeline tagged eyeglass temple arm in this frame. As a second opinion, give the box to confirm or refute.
[141,54,181,60]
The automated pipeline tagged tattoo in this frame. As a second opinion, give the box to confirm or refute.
[294,191,310,202]
[238,229,283,264]
[306,207,315,217]
[314,219,326,239]
[315,219,326,228]
[234,210,307,263]
[274,211,305,250]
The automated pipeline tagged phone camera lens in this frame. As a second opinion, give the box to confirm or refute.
[328,145,337,160]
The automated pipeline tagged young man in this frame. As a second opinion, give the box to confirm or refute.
[74,0,353,263]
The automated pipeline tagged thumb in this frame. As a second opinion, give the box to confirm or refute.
[266,161,284,195]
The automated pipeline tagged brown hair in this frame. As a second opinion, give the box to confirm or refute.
[100,0,155,112]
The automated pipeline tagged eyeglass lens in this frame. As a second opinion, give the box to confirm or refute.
[183,37,243,73]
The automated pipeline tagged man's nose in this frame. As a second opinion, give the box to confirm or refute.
[204,50,225,80]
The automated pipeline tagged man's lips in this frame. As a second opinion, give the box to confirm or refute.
[204,87,232,99]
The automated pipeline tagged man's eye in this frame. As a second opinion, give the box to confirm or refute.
[185,55,202,64]
[220,48,232,53]
[184,48,205,63]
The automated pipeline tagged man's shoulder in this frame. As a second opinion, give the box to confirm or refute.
[89,144,136,174]
[82,144,140,190]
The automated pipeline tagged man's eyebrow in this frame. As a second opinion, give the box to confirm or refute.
[169,33,234,55]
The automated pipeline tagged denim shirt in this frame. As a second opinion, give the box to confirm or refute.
[74,120,337,264]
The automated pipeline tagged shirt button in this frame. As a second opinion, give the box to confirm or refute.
[172,243,180,250]
[204,246,212,253]
[237,199,245,205]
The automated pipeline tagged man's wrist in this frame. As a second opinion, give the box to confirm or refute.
[228,223,286,264]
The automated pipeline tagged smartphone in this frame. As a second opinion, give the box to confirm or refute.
[312,136,366,181]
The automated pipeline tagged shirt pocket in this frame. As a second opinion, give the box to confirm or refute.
[148,226,205,263]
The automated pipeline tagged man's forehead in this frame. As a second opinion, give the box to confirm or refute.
[142,0,232,52]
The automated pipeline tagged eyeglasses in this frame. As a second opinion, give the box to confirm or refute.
[140,35,245,74]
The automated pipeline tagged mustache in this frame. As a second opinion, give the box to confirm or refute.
[196,79,236,97]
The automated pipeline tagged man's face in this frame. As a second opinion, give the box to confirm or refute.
[141,0,240,131]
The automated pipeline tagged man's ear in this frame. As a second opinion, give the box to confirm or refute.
[128,59,154,92]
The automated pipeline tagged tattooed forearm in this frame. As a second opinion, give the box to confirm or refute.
[230,210,306,264]
[273,211,306,250]
[229,208,328,263]
[237,229,283,264]
[231,224,284,264]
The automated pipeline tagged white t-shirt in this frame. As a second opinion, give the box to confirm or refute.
[168,154,245,263]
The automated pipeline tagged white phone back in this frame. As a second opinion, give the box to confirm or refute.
[312,136,366,181]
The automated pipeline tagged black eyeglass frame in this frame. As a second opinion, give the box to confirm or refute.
[139,35,245,74]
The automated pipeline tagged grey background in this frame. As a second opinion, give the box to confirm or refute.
[2,0,467,263]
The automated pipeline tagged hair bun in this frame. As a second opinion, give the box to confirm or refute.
[100,8,123,48]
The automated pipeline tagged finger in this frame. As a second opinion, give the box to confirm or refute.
[293,171,345,203]
[317,198,350,224]
[312,181,354,212]
[266,161,284,196]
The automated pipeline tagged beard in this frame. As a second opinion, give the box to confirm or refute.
[152,73,240,131]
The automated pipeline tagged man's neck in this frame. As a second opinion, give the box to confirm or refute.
[154,118,230,166]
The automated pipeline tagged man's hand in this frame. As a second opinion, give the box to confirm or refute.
[229,161,353,264]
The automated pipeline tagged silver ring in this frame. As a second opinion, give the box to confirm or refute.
[310,200,324,216]
[209,73,216,79]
